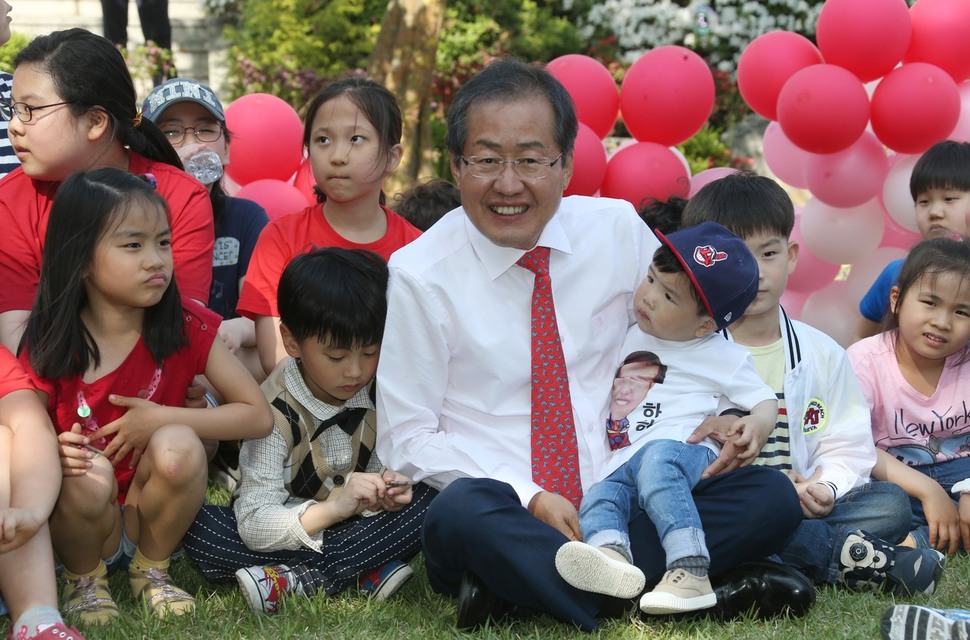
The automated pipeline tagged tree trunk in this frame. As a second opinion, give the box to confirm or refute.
[368,0,446,201]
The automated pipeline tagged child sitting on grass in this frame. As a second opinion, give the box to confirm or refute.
[184,247,435,614]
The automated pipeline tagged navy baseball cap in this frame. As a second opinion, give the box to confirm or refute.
[141,78,225,123]
[655,221,759,331]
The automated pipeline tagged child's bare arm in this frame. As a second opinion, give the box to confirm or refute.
[1,390,61,531]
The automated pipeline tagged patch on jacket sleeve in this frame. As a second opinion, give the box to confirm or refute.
[802,398,827,435]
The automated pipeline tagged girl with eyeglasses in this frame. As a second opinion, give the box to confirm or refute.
[237,76,420,376]
[0,28,215,354]
[142,78,269,383]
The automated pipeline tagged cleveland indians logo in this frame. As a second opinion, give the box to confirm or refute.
[693,244,728,267]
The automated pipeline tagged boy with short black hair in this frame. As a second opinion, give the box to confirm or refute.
[556,222,778,615]
[182,247,435,615]
[855,140,970,342]
[682,171,943,596]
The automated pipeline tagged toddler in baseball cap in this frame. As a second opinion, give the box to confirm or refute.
[650,221,759,335]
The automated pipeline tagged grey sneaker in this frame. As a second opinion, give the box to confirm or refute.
[235,564,301,615]
[555,541,646,599]
[881,605,970,640]
[639,568,717,615]
[840,530,944,596]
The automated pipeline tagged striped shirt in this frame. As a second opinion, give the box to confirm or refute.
[0,72,19,180]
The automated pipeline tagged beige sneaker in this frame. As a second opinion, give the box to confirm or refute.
[554,541,646,599]
[639,568,717,615]
[129,566,196,618]
[62,563,120,625]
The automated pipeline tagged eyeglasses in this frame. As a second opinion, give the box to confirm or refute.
[2,100,74,123]
[458,153,564,180]
[160,124,223,145]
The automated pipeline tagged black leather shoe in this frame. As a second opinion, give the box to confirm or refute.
[456,571,514,630]
[709,560,816,620]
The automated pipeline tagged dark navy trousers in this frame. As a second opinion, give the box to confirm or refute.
[422,467,801,632]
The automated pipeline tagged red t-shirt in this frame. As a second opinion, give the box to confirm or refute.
[236,204,420,319]
[0,154,215,313]
[0,344,34,398]
[20,300,220,503]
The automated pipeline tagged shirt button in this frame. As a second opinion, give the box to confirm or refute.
[333,475,344,485]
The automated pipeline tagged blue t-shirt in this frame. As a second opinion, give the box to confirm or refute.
[210,196,269,319]
[859,258,904,323]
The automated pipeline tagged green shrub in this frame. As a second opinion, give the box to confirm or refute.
[0,31,30,72]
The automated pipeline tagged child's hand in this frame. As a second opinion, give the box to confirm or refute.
[726,415,771,462]
[379,471,413,512]
[331,472,384,520]
[786,468,834,518]
[184,376,208,409]
[56,423,97,476]
[922,488,961,555]
[90,394,162,467]
[0,507,42,553]
[218,322,244,354]
[175,141,212,166]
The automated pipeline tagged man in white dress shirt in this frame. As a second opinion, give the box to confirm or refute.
[376,58,805,632]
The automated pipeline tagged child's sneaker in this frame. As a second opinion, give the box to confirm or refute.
[639,568,717,615]
[554,541,646,599]
[881,605,970,640]
[128,566,196,618]
[840,530,944,596]
[235,564,302,614]
[358,560,414,601]
[62,563,119,625]
[15,623,86,640]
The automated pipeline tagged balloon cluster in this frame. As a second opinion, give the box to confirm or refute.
[547,48,717,207]
[735,0,970,343]
[222,93,314,219]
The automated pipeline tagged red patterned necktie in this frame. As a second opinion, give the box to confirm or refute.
[517,246,583,508]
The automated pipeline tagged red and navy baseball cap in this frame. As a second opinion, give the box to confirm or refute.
[654,221,759,331]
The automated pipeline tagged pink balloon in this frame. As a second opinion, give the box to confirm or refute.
[947,81,970,142]
[881,154,920,232]
[801,280,856,348]
[846,246,909,304]
[547,55,619,139]
[904,0,970,82]
[225,93,304,186]
[600,142,690,208]
[620,46,715,146]
[762,121,811,189]
[290,157,318,206]
[789,212,841,293]
[816,0,911,83]
[871,63,961,154]
[780,289,809,320]
[777,65,870,154]
[688,168,737,198]
[565,123,608,196]
[804,132,891,208]
[737,31,824,121]
[236,179,310,220]
[800,197,886,265]
[882,210,922,249]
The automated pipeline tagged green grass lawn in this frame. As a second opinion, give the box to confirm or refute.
[6,486,970,640]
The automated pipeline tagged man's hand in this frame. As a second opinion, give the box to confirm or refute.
[528,491,581,541]
[688,414,744,479]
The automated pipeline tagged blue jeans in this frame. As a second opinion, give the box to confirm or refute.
[907,456,970,549]
[778,480,911,584]
[580,439,716,567]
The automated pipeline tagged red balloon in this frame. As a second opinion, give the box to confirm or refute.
[737,31,824,120]
[904,0,970,82]
[290,157,317,206]
[547,55,619,139]
[776,64,870,154]
[236,179,310,220]
[870,63,961,154]
[600,142,689,208]
[564,123,607,196]
[816,0,911,83]
[225,93,304,186]
[620,46,714,146]
[804,131,890,208]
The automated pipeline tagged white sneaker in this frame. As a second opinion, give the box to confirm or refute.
[235,564,300,614]
[639,568,717,615]
[554,541,645,599]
